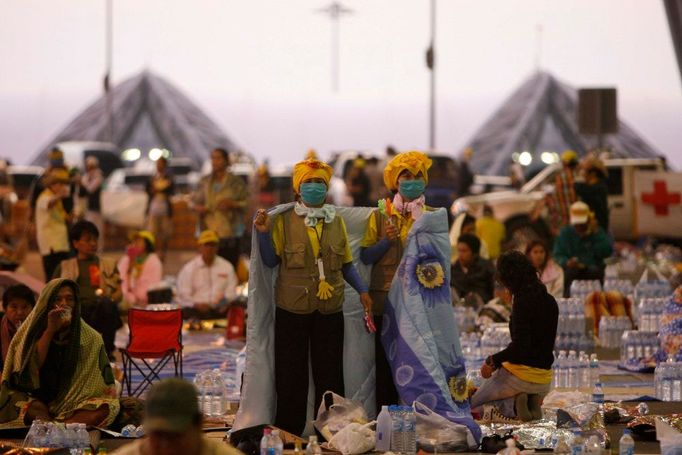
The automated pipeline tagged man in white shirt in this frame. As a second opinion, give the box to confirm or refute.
[177,230,238,319]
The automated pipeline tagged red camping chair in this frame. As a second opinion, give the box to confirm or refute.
[121,308,183,397]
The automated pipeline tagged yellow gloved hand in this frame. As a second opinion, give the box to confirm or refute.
[316,279,334,300]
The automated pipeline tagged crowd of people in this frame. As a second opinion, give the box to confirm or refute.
[0,144,619,446]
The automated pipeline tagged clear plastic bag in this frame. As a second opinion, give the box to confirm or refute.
[328,422,376,454]
[314,391,368,442]
[414,401,477,452]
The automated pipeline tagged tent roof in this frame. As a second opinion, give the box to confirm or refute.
[32,71,238,165]
[466,71,660,176]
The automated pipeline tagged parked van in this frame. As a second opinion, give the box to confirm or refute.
[55,141,123,177]
[452,158,667,242]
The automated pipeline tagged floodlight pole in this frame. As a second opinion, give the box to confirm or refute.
[317,2,353,92]
[104,0,114,143]
[428,0,436,150]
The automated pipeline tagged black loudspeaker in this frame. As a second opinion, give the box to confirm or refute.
[577,88,618,135]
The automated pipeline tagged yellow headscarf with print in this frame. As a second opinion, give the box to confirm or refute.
[383,151,432,191]
[292,158,333,193]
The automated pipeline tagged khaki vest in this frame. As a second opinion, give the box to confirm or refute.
[59,257,122,302]
[369,210,403,293]
[275,209,346,314]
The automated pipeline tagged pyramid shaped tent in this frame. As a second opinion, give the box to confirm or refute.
[32,71,238,165]
[466,71,660,176]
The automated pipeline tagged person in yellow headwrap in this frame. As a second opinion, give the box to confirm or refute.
[253,158,373,436]
[359,150,433,409]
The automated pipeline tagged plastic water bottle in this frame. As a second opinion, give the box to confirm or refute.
[660,361,673,401]
[570,431,584,455]
[271,430,284,455]
[306,435,322,455]
[672,362,682,402]
[402,407,417,455]
[64,423,78,450]
[618,429,634,455]
[592,382,604,404]
[389,405,404,453]
[567,351,578,388]
[210,369,225,416]
[375,405,392,452]
[556,351,567,388]
[193,372,207,414]
[579,352,590,387]
[589,354,600,386]
[260,428,273,455]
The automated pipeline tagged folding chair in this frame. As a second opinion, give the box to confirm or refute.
[121,308,183,397]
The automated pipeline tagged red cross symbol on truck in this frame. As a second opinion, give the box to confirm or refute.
[641,180,681,216]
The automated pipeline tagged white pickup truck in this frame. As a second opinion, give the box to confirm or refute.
[452,158,668,242]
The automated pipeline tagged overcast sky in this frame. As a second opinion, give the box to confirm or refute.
[1,0,681,169]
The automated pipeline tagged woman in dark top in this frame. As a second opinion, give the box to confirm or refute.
[470,251,558,422]
[451,234,495,304]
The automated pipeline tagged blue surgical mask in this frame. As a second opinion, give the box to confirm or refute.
[398,180,426,200]
[299,182,327,205]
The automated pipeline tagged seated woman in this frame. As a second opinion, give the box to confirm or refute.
[470,251,558,423]
[0,278,119,427]
[526,240,564,299]
[1,284,35,370]
[451,233,496,304]
[117,231,163,308]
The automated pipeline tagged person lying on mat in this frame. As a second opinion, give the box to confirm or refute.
[470,251,558,423]
[0,278,119,427]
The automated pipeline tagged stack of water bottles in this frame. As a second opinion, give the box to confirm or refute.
[460,332,483,366]
[24,420,90,452]
[634,279,671,303]
[620,331,659,367]
[453,306,477,333]
[260,428,284,455]
[479,326,511,358]
[603,279,634,297]
[552,350,599,389]
[637,298,667,332]
[598,316,632,348]
[569,280,602,301]
[653,360,682,401]
[555,298,590,351]
[193,368,227,417]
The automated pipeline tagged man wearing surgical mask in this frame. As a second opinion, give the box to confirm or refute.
[253,157,372,436]
[360,150,434,409]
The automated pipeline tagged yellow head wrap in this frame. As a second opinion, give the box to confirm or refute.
[383,151,432,191]
[135,230,156,248]
[292,158,333,193]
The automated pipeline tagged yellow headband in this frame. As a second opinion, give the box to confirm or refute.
[383,151,432,191]
[135,230,156,248]
[292,158,333,193]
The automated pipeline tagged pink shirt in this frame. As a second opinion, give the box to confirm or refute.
[117,253,163,306]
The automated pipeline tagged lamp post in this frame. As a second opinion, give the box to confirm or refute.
[316,2,353,92]
[427,0,436,150]
[104,0,113,143]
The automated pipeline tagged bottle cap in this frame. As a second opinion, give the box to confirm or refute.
[263,428,271,435]
[623,429,631,435]
[309,435,318,443]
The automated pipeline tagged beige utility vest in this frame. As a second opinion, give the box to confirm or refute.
[275,209,347,314]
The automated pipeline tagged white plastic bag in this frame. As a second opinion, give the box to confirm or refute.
[314,391,369,441]
[328,422,376,454]
[414,401,477,452]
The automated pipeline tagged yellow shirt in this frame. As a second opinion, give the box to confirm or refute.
[475,216,506,260]
[271,214,353,263]
[361,210,415,248]
[35,188,70,256]
[503,362,553,384]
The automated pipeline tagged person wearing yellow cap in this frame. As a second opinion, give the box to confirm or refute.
[553,201,612,297]
[575,155,609,232]
[359,150,434,409]
[30,147,76,219]
[253,158,373,436]
[117,230,163,308]
[176,230,238,319]
[35,168,73,280]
